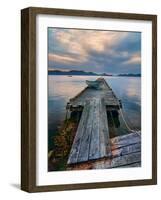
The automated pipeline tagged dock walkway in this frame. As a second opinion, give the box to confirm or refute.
[67,78,141,168]
[67,98,111,165]
[69,78,121,110]
[67,132,141,170]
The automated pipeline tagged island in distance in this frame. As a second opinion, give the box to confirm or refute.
[48,69,141,77]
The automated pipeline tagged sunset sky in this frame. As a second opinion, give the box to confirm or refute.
[48,28,141,74]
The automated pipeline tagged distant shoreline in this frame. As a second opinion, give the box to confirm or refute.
[48,74,141,77]
[48,70,141,77]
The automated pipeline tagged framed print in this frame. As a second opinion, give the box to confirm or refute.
[21,7,157,192]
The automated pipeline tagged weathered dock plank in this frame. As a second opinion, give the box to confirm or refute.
[110,132,141,150]
[77,100,95,162]
[116,162,141,168]
[93,152,141,169]
[68,98,111,165]
[67,132,141,170]
[69,78,121,109]
[111,143,141,158]
[67,101,90,164]
[110,151,141,168]
[100,99,111,157]
[93,132,141,169]
[89,98,101,160]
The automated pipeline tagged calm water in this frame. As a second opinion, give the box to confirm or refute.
[48,76,141,151]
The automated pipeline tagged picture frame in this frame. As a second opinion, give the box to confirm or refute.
[21,7,157,192]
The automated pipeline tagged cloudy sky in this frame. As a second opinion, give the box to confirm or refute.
[48,28,141,74]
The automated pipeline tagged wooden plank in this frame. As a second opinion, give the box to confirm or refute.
[68,97,113,164]
[89,98,100,160]
[112,143,141,158]
[111,132,141,150]
[110,152,141,168]
[115,162,141,168]
[100,99,111,157]
[67,101,90,164]
[93,160,109,169]
[77,100,95,162]
[93,152,141,169]
[68,98,112,164]
[111,132,140,143]
[69,78,120,108]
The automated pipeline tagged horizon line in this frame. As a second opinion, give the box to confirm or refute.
[48,68,141,75]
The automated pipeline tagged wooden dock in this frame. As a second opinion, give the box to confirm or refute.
[67,78,141,168]
[67,98,111,164]
[68,78,121,110]
[67,132,141,170]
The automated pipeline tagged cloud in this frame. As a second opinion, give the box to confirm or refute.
[57,30,127,53]
[49,29,128,61]
[48,53,82,65]
[48,28,141,74]
[123,52,141,65]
